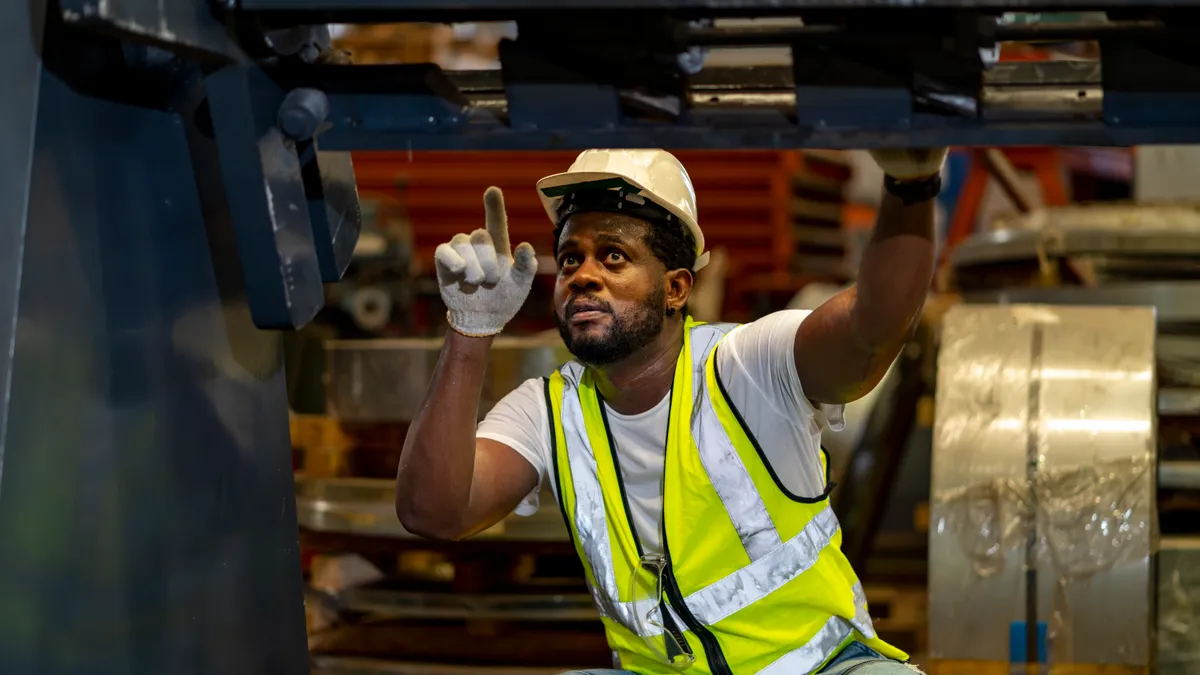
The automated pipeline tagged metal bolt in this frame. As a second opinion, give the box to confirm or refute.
[298,44,321,64]
[277,88,330,141]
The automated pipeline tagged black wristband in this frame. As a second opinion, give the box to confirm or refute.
[884,173,942,205]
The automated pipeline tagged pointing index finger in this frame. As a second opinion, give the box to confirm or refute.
[483,186,511,255]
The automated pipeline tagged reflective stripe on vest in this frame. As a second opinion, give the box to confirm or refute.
[554,361,691,638]
[758,616,854,675]
[557,366,634,628]
[690,348,781,562]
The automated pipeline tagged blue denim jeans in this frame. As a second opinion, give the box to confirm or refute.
[814,641,922,674]
[559,640,922,675]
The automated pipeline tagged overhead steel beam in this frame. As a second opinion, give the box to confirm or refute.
[235,0,1200,12]
[49,2,1200,153]
[37,2,1200,326]
[687,20,1169,47]
[204,53,1191,151]
[314,119,1200,151]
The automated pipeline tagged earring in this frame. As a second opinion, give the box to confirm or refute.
[665,307,676,317]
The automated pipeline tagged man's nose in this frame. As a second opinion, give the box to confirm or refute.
[568,258,604,293]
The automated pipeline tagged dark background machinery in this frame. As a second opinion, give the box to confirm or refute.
[5,2,1200,674]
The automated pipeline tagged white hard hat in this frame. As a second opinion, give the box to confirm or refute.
[536,149,709,272]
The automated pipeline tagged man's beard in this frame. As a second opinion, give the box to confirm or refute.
[555,286,666,366]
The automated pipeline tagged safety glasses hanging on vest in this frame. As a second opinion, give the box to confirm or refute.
[628,553,696,670]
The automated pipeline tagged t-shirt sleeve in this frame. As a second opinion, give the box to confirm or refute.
[718,309,846,433]
[475,377,552,516]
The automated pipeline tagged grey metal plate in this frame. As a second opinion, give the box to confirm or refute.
[206,66,327,330]
[1159,462,1200,490]
[338,588,597,621]
[0,64,308,674]
[981,61,1102,88]
[930,304,1157,665]
[962,282,1200,326]
[445,62,1094,96]
[308,150,362,283]
[1160,389,1200,417]
[324,336,570,422]
[276,64,1200,151]
[1159,335,1200,386]
[951,227,1200,269]
[296,476,569,540]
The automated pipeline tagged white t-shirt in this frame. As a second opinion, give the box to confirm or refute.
[476,309,843,555]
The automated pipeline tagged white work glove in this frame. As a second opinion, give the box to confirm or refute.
[434,187,538,337]
[869,148,949,182]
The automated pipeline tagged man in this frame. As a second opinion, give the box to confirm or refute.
[396,148,944,675]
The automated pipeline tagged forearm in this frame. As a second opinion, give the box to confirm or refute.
[395,330,492,537]
[795,152,943,404]
[793,192,935,404]
[849,190,936,350]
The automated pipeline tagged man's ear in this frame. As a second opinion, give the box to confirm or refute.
[665,268,693,309]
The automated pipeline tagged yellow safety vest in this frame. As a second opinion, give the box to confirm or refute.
[545,318,907,675]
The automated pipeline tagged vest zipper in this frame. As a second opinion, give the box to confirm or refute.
[597,380,731,674]
[597,402,695,663]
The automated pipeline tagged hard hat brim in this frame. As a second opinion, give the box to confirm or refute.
[535,171,709,272]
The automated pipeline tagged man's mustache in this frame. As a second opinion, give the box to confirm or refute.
[566,295,613,317]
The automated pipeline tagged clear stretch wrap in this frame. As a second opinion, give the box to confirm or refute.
[929,304,1157,666]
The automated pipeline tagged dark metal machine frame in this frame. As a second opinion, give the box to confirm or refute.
[4,2,1200,673]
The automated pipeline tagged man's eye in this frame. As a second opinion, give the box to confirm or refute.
[607,251,625,262]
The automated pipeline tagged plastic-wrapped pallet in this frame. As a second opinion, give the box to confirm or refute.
[929,304,1157,672]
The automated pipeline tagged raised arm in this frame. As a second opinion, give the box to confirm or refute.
[794,148,946,405]
[395,187,540,540]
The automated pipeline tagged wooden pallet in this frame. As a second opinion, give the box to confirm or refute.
[310,588,929,675]
[291,413,353,452]
[926,662,1148,675]
[305,547,601,669]
[863,585,928,657]
[312,657,572,675]
[291,413,408,478]
[309,620,611,670]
